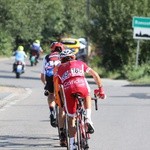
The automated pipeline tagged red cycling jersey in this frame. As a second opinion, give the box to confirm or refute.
[57,60,91,116]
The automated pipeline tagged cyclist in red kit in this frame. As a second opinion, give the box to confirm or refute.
[56,49,106,149]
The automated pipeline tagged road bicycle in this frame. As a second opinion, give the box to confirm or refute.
[63,93,98,150]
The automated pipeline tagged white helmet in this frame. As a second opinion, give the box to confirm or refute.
[60,49,75,63]
[60,49,75,58]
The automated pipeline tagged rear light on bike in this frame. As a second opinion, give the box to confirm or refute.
[16,61,22,65]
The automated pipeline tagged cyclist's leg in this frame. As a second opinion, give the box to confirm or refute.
[54,79,65,131]
[48,92,57,127]
[45,76,56,127]
[63,88,77,149]
[59,107,65,129]
[68,116,76,149]
[84,95,94,134]
[59,107,67,146]
[54,82,66,146]
[84,95,92,120]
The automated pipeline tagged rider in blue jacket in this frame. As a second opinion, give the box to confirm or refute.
[13,45,27,72]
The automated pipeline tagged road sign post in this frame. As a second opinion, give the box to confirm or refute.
[132,17,150,67]
[135,40,140,68]
[132,17,150,40]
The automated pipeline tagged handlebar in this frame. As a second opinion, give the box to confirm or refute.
[91,95,98,111]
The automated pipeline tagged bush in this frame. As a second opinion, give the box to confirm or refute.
[89,55,101,68]
[122,63,150,81]
[89,55,150,83]
[88,55,119,78]
[0,30,14,56]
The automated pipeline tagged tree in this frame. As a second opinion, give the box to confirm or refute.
[86,0,150,71]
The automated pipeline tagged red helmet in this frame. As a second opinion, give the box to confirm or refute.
[50,42,65,52]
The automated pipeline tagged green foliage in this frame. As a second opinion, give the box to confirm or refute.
[121,63,150,81]
[89,55,101,68]
[87,0,150,72]
[0,30,13,56]
[132,76,150,84]
[0,0,86,55]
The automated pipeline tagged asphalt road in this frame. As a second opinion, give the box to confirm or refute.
[0,57,150,150]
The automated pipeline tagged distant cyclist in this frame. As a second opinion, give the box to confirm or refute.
[56,49,106,150]
[13,45,27,72]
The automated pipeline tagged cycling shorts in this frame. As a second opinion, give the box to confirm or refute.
[44,75,54,93]
[63,77,90,116]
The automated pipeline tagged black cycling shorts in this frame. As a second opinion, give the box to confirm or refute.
[44,75,54,93]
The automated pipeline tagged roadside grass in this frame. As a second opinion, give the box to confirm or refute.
[130,76,150,85]
[89,66,150,85]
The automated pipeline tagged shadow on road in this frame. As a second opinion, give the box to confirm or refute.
[0,135,63,149]
[0,75,40,81]
[124,84,150,87]
[110,93,150,100]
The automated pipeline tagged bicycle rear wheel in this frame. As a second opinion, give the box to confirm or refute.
[83,117,90,150]
[76,115,89,150]
[76,117,82,149]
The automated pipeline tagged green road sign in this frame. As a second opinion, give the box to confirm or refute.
[132,17,150,28]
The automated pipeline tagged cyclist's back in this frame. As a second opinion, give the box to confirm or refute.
[57,59,90,98]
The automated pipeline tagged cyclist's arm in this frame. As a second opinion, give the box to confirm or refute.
[87,69,103,88]
[40,57,46,85]
[40,73,46,85]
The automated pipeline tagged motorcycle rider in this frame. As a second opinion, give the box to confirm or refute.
[13,45,27,72]
[30,40,43,62]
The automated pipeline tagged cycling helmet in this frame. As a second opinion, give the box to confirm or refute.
[60,49,75,63]
[50,42,65,52]
[18,46,24,51]
[35,40,40,44]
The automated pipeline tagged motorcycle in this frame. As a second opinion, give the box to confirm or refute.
[14,61,24,78]
[30,50,38,66]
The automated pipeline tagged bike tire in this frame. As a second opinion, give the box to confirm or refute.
[76,117,82,150]
[65,114,70,150]
[31,61,33,66]
[83,117,89,150]
[76,115,89,150]
[16,72,20,78]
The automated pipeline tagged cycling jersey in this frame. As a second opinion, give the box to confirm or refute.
[41,52,60,77]
[41,52,60,93]
[57,60,91,116]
